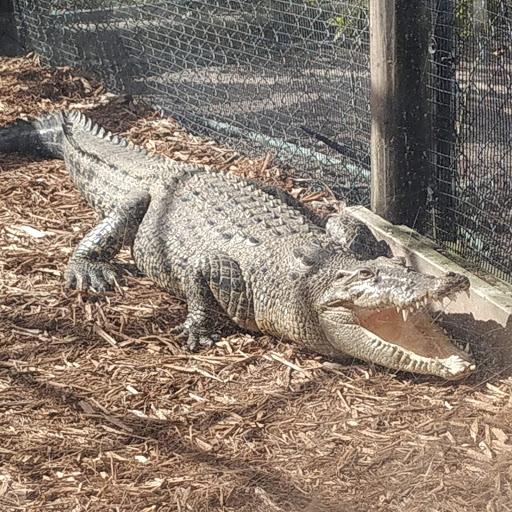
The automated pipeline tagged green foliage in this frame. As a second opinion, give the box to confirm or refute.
[326,0,369,45]
[308,0,507,41]
[456,0,508,37]
[456,0,471,36]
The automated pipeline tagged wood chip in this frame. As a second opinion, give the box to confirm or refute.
[1,53,511,512]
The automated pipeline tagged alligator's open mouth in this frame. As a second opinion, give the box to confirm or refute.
[355,306,468,358]
[356,297,475,379]
[323,287,475,379]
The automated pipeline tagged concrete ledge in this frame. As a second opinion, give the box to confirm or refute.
[346,206,512,329]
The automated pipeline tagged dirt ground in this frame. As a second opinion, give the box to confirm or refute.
[1,55,512,512]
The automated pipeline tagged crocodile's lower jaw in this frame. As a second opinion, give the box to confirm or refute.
[357,327,475,380]
[320,306,476,379]
[355,307,476,379]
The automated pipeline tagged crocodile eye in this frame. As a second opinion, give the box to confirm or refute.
[358,268,374,279]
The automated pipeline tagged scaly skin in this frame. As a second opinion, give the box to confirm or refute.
[0,111,476,379]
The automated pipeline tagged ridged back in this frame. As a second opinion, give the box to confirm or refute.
[63,111,168,174]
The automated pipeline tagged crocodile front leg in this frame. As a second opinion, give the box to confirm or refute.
[65,191,151,291]
[180,254,256,351]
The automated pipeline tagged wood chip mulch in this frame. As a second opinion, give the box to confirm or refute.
[1,55,512,512]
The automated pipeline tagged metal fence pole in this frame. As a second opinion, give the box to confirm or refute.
[370,0,431,229]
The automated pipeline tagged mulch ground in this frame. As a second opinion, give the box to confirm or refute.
[1,55,512,512]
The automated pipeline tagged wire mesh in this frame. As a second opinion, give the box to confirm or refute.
[427,0,512,282]
[10,0,512,283]
[13,0,372,204]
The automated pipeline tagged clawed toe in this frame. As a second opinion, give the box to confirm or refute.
[200,334,220,347]
[183,333,220,352]
[169,323,186,335]
[65,258,116,292]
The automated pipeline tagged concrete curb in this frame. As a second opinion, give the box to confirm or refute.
[346,206,512,329]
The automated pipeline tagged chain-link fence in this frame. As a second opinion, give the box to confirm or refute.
[427,0,512,282]
[10,0,512,283]
[13,0,372,204]
[0,0,22,55]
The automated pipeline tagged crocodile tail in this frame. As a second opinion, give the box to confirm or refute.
[0,111,65,159]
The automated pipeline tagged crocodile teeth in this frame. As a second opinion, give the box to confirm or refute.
[464,343,471,353]
[465,290,471,299]
[402,309,409,322]
[396,306,400,314]
[423,297,429,306]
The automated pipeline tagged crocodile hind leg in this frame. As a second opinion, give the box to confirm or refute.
[180,254,255,352]
[65,191,150,291]
[179,269,223,352]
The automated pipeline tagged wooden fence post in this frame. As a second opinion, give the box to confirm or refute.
[370,0,430,229]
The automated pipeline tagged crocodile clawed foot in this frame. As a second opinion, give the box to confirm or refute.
[64,258,117,292]
[169,323,186,335]
[184,333,220,352]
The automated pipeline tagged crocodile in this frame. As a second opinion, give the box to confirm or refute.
[0,111,476,379]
